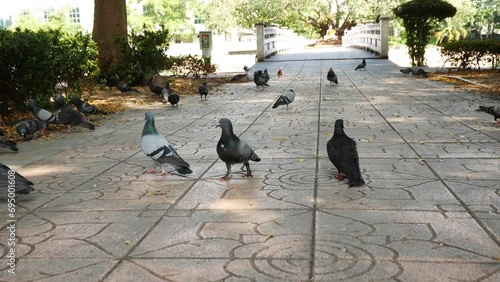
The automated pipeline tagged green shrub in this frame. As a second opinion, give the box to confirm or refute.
[112,26,170,85]
[441,40,500,69]
[166,55,217,78]
[0,28,98,113]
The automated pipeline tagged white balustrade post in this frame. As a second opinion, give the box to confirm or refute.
[380,17,390,59]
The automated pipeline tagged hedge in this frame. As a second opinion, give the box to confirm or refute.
[441,40,500,69]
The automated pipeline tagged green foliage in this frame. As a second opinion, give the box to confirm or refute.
[394,0,457,66]
[441,40,500,69]
[127,0,195,36]
[0,28,98,113]
[112,26,170,84]
[196,0,240,34]
[13,7,83,34]
[165,55,217,78]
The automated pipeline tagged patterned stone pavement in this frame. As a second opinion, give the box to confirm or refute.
[1,47,500,281]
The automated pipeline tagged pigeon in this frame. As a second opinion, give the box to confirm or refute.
[0,163,34,194]
[412,68,428,77]
[476,105,500,125]
[0,132,18,152]
[327,119,365,187]
[400,68,413,75]
[27,98,61,134]
[161,81,174,101]
[107,76,138,93]
[355,59,366,71]
[327,68,338,84]
[16,120,46,140]
[277,68,283,78]
[70,95,107,117]
[146,80,163,97]
[216,118,261,180]
[140,112,192,175]
[53,94,95,133]
[261,69,270,84]
[253,70,269,89]
[199,82,209,101]
[272,89,296,110]
[167,92,180,107]
[231,73,247,82]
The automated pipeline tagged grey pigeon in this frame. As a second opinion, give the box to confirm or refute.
[216,118,261,180]
[243,65,250,73]
[231,73,247,82]
[261,69,270,84]
[141,112,192,175]
[412,68,428,77]
[27,98,60,134]
[53,94,95,133]
[0,139,17,152]
[146,80,163,97]
[0,163,34,195]
[327,119,365,187]
[161,81,177,104]
[107,76,138,93]
[355,59,366,71]
[400,68,412,75]
[199,82,209,101]
[16,120,46,140]
[327,68,338,84]
[253,70,269,89]
[477,105,500,125]
[273,89,296,110]
[70,95,107,117]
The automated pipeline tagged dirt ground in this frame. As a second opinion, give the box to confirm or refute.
[430,69,500,96]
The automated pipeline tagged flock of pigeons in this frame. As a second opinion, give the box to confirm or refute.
[2,58,500,195]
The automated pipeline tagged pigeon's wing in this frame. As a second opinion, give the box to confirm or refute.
[141,134,190,167]
[334,138,363,181]
[283,90,295,103]
[237,139,260,162]
[81,103,97,115]
[0,163,34,194]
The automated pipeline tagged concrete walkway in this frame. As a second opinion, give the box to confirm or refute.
[1,47,500,281]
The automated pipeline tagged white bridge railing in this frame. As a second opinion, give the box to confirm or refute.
[342,18,389,58]
[256,24,304,61]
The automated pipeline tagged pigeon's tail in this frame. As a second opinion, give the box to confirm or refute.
[174,166,193,175]
[81,120,96,130]
[477,106,492,114]
[0,139,18,152]
[348,176,365,187]
[249,150,261,162]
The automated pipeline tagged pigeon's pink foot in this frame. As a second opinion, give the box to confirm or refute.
[219,177,229,182]
[335,174,346,180]
[147,167,157,173]
[496,120,500,125]
[242,174,253,179]
[157,171,166,176]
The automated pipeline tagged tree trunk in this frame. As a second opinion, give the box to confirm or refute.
[92,0,127,74]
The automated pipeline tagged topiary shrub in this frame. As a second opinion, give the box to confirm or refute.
[441,40,500,69]
[394,0,456,66]
[0,28,98,115]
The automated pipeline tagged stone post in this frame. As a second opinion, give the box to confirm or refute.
[256,23,265,62]
[380,17,390,59]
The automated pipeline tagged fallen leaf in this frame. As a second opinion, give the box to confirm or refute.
[419,141,425,145]
[273,137,288,141]
[298,159,305,162]
[124,240,132,245]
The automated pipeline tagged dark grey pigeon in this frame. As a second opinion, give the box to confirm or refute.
[400,68,412,75]
[0,163,34,195]
[327,68,338,84]
[412,68,428,77]
[273,89,296,110]
[327,119,365,187]
[53,94,95,134]
[70,95,107,117]
[216,118,261,180]
[27,98,60,134]
[0,133,18,152]
[167,92,180,107]
[146,80,163,97]
[199,82,209,101]
[107,76,138,93]
[141,112,192,175]
[253,70,269,89]
[261,69,270,84]
[355,59,366,71]
[477,105,500,125]
[16,120,46,140]
[231,73,247,82]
